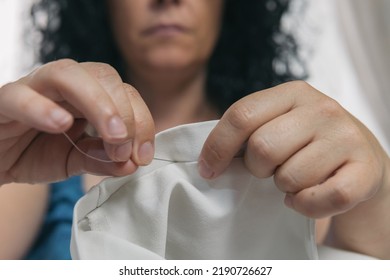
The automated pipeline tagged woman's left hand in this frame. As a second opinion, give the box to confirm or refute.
[199,81,390,219]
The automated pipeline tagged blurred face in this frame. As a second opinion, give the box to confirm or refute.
[107,0,224,75]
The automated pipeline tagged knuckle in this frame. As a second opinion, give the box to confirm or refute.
[91,63,121,82]
[49,58,78,72]
[123,83,140,99]
[44,59,79,82]
[286,80,314,98]
[328,185,353,212]
[317,98,343,119]
[100,106,117,121]
[329,121,363,151]
[203,139,227,164]
[248,134,276,163]
[90,98,117,121]
[290,80,312,91]
[225,101,255,132]
[339,125,361,145]
[274,167,302,193]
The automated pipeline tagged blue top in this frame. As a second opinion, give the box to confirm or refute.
[25,176,84,260]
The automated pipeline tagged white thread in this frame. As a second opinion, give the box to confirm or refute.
[62,132,114,163]
[62,132,184,164]
[62,133,239,164]
[152,157,198,163]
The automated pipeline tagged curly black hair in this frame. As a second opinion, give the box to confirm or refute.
[31,0,305,114]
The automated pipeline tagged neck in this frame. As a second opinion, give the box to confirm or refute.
[127,67,219,132]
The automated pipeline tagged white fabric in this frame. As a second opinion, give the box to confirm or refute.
[317,245,377,260]
[71,121,318,260]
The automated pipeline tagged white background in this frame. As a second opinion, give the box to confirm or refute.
[0,0,34,86]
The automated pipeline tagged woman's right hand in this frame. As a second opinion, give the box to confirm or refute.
[0,59,155,186]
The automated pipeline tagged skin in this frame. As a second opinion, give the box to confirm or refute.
[0,183,48,259]
[108,0,223,131]
[1,0,389,259]
[0,0,222,259]
[198,81,390,258]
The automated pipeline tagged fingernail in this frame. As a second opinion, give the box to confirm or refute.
[50,108,72,128]
[107,116,127,139]
[138,141,154,165]
[198,159,214,179]
[114,141,133,162]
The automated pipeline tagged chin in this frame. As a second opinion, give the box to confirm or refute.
[147,50,198,71]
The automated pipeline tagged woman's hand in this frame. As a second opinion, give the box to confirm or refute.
[0,59,155,185]
[200,81,390,258]
[199,81,390,219]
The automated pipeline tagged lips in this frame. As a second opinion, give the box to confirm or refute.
[142,23,190,37]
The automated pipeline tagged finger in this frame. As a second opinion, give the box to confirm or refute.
[66,137,138,177]
[0,129,39,175]
[0,122,31,140]
[5,122,86,183]
[274,136,348,194]
[284,162,378,218]
[123,84,155,166]
[0,82,73,133]
[199,82,304,179]
[80,62,136,162]
[244,107,316,178]
[65,127,138,177]
[27,59,129,144]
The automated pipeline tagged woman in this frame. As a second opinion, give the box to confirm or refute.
[0,0,389,259]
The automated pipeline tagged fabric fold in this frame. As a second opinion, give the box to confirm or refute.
[71,120,318,259]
